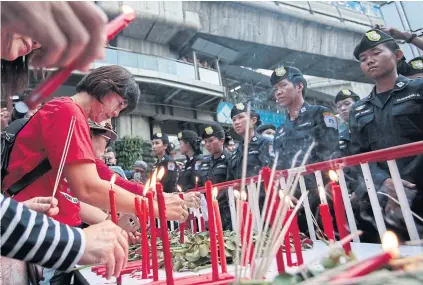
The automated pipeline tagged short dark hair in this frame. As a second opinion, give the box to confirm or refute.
[76,65,141,114]
[288,75,307,97]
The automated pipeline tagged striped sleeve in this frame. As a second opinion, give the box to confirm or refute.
[0,194,86,272]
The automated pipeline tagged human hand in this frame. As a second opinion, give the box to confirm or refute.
[161,195,189,222]
[183,192,201,208]
[127,231,141,246]
[23,197,59,216]
[376,25,411,41]
[1,1,108,71]
[80,220,128,280]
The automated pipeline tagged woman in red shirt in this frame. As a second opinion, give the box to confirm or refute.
[3,65,189,226]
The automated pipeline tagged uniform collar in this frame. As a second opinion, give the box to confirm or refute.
[250,131,260,145]
[286,101,310,120]
[365,75,410,102]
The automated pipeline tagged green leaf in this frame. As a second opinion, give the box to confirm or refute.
[199,244,209,257]
[272,273,297,285]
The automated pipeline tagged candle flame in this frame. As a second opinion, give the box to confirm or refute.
[240,191,247,201]
[110,174,116,188]
[121,5,134,14]
[382,231,399,257]
[177,185,183,192]
[212,187,218,200]
[279,191,285,200]
[195,176,199,183]
[144,178,151,191]
[234,190,240,200]
[285,196,295,208]
[157,167,165,181]
[329,170,338,182]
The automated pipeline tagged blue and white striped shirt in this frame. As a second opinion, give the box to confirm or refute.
[1,194,85,272]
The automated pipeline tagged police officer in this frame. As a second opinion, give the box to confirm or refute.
[271,66,339,171]
[227,103,272,181]
[406,57,423,79]
[177,130,202,191]
[199,123,232,229]
[351,29,423,239]
[151,132,179,193]
[256,124,276,140]
[335,89,361,157]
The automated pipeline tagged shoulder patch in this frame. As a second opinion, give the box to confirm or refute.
[195,161,201,171]
[168,161,175,171]
[323,112,338,130]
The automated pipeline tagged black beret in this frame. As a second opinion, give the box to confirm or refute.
[230,102,258,119]
[177,130,199,142]
[335,89,360,103]
[202,124,225,139]
[353,29,396,60]
[270,66,304,86]
[152,132,169,144]
[408,57,423,75]
[256,124,276,134]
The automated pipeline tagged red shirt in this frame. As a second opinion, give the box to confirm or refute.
[95,158,144,195]
[2,97,96,226]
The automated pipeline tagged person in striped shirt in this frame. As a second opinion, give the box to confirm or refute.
[1,194,128,280]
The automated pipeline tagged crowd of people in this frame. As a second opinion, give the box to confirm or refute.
[1,1,423,284]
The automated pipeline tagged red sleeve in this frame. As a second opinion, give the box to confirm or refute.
[41,101,95,168]
[95,159,143,195]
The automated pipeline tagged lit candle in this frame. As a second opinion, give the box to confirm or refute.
[195,176,199,191]
[205,181,219,281]
[319,186,335,242]
[108,174,121,284]
[212,187,228,273]
[177,185,185,243]
[146,191,159,281]
[329,170,352,255]
[141,198,149,278]
[106,6,136,41]
[332,231,399,281]
[109,174,118,225]
[156,182,174,285]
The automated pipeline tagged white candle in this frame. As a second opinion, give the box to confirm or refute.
[227,186,238,230]
[360,163,386,240]
[299,175,317,241]
[387,160,419,242]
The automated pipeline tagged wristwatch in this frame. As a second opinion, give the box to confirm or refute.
[406,33,417,43]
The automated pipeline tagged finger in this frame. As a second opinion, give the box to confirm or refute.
[113,238,125,277]
[67,1,108,70]
[32,197,54,204]
[105,244,116,280]
[47,206,60,216]
[402,179,416,188]
[30,203,51,213]
[117,230,129,270]
[50,2,90,67]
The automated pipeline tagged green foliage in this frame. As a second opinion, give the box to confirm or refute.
[114,136,143,170]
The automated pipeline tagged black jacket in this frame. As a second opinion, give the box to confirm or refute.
[152,154,179,193]
[177,154,202,191]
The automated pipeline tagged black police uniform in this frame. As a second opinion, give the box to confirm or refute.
[178,155,202,191]
[349,75,423,220]
[198,124,233,230]
[151,133,179,193]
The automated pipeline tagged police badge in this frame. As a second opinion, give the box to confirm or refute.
[411,59,423,70]
[205,126,214,135]
[235,103,245,110]
[156,133,162,138]
[365,30,381,42]
[341,89,352,96]
[275,66,287,77]
[177,132,182,139]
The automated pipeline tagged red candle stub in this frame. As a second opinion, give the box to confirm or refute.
[332,231,399,281]
[146,191,159,281]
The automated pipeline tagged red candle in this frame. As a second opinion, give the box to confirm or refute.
[284,209,304,266]
[329,170,352,254]
[106,6,136,41]
[261,166,271,192]
[141,198,149,278]
[24,7,137,110]
[177,186,185,243]
[109,175,118,224]
[212,187,228,273]
[200,209,206,232]
[240,198,251,266]
[205,181,219,281]
[146,191,159,281]
[319,187,335,241]
[156,183,174,285]
[332,231,399,281]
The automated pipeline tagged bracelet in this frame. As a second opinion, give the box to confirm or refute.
[406,33,417,43]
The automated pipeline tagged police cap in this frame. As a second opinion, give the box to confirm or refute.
[353,29,397,60]
[202,124,225,139]
[177,130,199,142]
[152,132,169,144]
[230,102,258,119]
[335,89,360,103]
[408,56,423,75]
[270,66,303,86]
